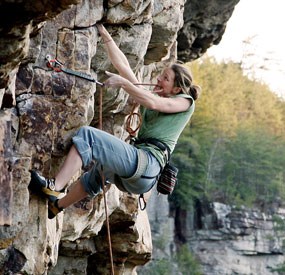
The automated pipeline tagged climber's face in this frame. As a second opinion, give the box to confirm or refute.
[153,68,181,97]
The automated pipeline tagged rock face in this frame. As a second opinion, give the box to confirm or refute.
[0,0,242,274]
[177,0,240,61]
[184,202,285,274]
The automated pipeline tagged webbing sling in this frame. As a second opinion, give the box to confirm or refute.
[114,149,148,192]
[122,149,149,183]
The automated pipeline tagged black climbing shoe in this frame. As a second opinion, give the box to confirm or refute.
[29,170,64,201]
[29,170,65,218]
[48,199,63,219]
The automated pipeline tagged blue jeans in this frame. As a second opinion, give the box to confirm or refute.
[72,126,161,196]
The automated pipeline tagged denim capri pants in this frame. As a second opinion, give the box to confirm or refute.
[72,126,161,196]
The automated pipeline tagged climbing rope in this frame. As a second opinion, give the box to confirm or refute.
[98,86,115,275]
[125,103,142,142]
[124,83,156,142]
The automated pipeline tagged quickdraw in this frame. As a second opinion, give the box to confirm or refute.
[45,55,104,86]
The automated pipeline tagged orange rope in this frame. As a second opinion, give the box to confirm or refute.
[98,86,115,275]
[124,82,156,141]
[125,103,142,142]
[98,84,146,272]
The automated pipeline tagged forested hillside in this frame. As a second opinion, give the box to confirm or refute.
[171,57,285,212]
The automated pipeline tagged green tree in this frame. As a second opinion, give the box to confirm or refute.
[207,127,285,207]
[175,245,202,275]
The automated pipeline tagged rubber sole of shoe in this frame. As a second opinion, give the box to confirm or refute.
[48,200,63,219]
[29,171,64,201]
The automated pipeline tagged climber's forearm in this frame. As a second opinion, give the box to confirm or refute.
[97,24,137,83]
[104,40,134,76]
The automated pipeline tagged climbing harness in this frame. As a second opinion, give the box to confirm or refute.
[134,137,170,164]
[45,55,104,86]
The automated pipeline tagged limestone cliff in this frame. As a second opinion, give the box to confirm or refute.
[174,201,285,274]
[143,193,285,274]
[0,0,240,274]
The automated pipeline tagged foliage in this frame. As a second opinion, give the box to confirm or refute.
[139,258,174,275]
[170,57,285,210]
[175,245,202,275]
[269,263,285,274]
[272,215,285,232]
[153,232,170,251]
[207,128,285,207]
[139,245,202,275]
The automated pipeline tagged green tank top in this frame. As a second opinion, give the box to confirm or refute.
[136,94,195,167]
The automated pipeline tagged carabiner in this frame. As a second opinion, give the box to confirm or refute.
[46,55,63,72]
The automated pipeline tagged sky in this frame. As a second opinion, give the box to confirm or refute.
[207,0,285,98]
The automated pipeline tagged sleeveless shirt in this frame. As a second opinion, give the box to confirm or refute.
[136,94,195,167]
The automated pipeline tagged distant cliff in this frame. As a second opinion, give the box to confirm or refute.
[144,193,285,274]
[0,0,240,274]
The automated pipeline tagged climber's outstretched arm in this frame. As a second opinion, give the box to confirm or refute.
[97,24,138,84]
